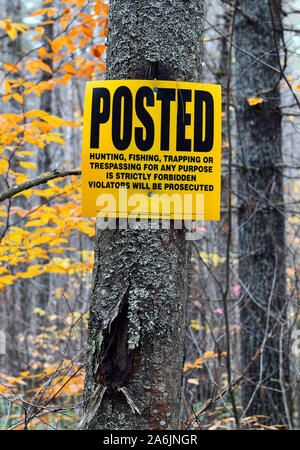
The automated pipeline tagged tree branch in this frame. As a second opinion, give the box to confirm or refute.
[0,169,81,203]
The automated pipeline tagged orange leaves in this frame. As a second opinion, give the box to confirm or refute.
[247,97,264,106]
[91,44,106,59]
[34,26,45,35]
[0,2,106,295]
[1,1,109,102]
[26,59,52,75]
[30,8,56,18]
[60,9,72,30]
[26,363,85,399]
[37,47,48,58]
[62,63,78,75]
[93,1,102,15]
[50,36,69,53]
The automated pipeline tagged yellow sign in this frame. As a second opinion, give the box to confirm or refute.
[81,80,221,220]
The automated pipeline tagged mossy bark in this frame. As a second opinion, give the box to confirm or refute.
[83,0,205,430]
[235,0,290,426]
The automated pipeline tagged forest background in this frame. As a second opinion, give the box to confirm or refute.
[0,0,300,430]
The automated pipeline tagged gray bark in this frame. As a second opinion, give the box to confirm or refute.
[83,0,205,430]
[36,16,54,316]
[235,0,290,426]
[0,0,26,376]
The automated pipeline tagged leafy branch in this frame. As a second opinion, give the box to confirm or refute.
[0,169,81,203]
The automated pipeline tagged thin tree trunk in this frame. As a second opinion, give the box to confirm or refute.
[83,0,205,430]
[0,0,25,377]
[235,0,290,426]
[35,17,54,319]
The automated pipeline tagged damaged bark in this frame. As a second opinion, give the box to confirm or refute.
[83,0,205,430]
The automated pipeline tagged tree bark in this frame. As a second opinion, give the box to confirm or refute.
[83,0,205,430]
[235,0,290,426]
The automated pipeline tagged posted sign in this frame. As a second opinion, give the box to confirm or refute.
[81,80,221,220]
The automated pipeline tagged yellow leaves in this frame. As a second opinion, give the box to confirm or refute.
[43,134,66,145]
[24,110,48,119]
[247,97,264,106]
[288,217,300,224]
[48,238,69,247]
[0,5,109,300]
[31,187,58,199]
[26,59,52,75]
[0,158,9,175]
[16,265,44,279]
[0,266,8,275]
[3,62,18,73]
[77,221,95,236]
[42,114,79,128]
[0,19,29,40]
[44,256,92,276]
[45,257,70,274]
[19,161,38,170]
[199,251,225,266]
[25,217,50,227]
[30,234,53,246]
[12,93,24,103]
[184,352,227,372]
[190,319,201,331]
[0,274,16,290]
[4,79,13,95]
[283,76,293,87]
[33,307,47,316]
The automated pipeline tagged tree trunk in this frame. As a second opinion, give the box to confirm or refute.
[235,0,290,426]
[83,0,205,430]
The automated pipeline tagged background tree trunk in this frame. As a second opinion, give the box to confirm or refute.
[83,0,205,430]
[235,0,291,426]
